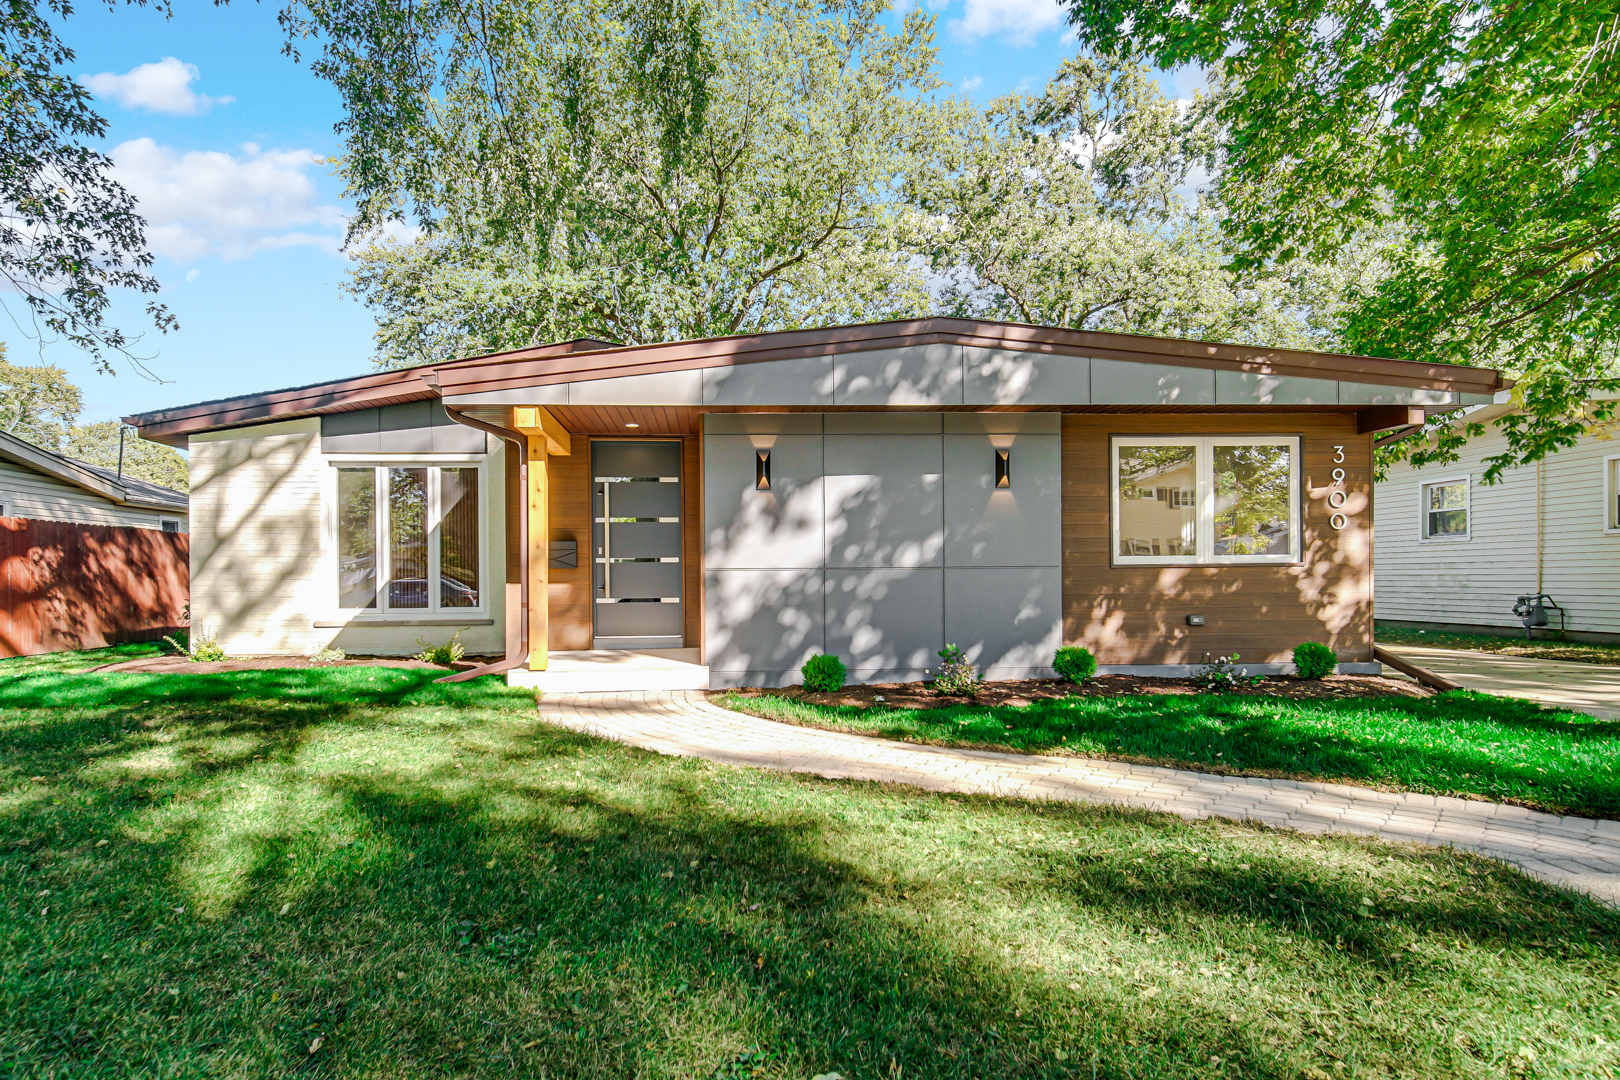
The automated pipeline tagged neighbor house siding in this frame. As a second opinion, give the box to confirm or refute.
[0,460,184,531]
[1061,413,1374,666]
[189,417,507,656]
[1376,426,1620,634]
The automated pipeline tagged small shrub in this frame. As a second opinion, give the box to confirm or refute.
[1053,646,1097,684]
[1293,641,1337,680]
[164,629,226,663]
[931,644,979,696]
[413,630,466,666]
[1191,653,1262,693]
[800,653,846,693]
[309,646,347,664]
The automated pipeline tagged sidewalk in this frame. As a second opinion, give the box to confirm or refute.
[537,691,1620,905]
[1383,644,1620,720]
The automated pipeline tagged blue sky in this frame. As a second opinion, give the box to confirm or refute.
[24,0,1199,424]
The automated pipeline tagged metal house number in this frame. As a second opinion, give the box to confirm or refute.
[1328,445,1349,530]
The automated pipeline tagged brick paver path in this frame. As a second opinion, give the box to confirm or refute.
[538,691,1620,905]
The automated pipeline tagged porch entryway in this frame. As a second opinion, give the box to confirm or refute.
[507,647,709,692]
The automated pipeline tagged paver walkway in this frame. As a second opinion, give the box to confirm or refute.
[538,691,1620,905]
[1384,644,1620,720]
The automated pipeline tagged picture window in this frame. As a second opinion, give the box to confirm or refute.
[333,464,483,612]
[1111,436,1301,565]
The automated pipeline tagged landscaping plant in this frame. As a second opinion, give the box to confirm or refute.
[413,630,466,666]
[163,629,226,663]
[1052,645,1097,684]
[800,653,847,693]
[1190,654,1263,693]
[309,646,347,664]
[930,644,979,696]
[1293,641,1337,680]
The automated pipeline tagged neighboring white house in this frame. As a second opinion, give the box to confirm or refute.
[0,430,188,532]
[1374,395,1619,641]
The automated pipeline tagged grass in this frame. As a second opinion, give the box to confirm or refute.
[1,661,1617,1078]
[0,639,169,675]
[717,690,1620,819]
[1377,624,1620,666]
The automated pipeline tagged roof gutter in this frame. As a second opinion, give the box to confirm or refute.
[434,407,528,684]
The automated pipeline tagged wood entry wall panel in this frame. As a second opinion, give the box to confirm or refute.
[545,444,594,650]
[1061,413,1374,665]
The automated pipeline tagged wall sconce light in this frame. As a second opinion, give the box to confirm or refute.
[994,448,1011,489]
[755,449,771,491]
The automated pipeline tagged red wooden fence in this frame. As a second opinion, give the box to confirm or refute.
[0,516,189,658]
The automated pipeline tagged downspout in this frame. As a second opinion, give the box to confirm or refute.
[1536,458,1545,594]
[436,406,529,683]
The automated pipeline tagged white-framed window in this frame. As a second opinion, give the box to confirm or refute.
[1111,436,1301,565]
[1419,475,1470,541]
[326,459,487,615]
[1606,455,1620,534]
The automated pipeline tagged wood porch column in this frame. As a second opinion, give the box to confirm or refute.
[513,407,571,670]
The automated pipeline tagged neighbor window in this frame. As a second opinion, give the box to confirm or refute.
[334,464,482,612]
[1607,457,1620,533]
[1420,477,1470,540]
[160,519,181,534]
[1112,436,1300,564]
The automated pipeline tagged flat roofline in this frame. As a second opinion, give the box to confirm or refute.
[124,318,1508,446]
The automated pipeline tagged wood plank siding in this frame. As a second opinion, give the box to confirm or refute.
[0,460,184,531]
[545,443,594,650]
[1061,413,1374,665]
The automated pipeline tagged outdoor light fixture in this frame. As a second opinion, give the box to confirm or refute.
[994,448,1011,489]
[755,449,771,491]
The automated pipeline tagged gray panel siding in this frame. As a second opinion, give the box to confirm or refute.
[833,344,964,406]
[703,412,1062,685]
[1374,425,1620,633]
[1215,370,1338,405]
[704,357,834,406]
[1091,359,1217,405]
[962,349,1090,405]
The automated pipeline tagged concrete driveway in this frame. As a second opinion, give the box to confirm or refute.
[1383,644,1620,720]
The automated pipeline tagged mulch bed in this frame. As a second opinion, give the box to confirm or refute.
[729,672,1434,710]
[92,655,498,675]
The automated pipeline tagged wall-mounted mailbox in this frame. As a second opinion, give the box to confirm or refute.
[1186,614,1206,626]
[549,540,578,570]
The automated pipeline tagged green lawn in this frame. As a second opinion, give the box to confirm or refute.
[1,663,1617,1078]
[717,690,1620,819]
[1377,623,1620,666]
[0,639,169,675]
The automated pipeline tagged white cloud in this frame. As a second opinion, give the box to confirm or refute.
[110,139,345,262]
[950,0,1064,43]
[961,76,984,93]
[80,57,234,116]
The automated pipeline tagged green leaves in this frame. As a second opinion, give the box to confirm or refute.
[1062,0,1620,474]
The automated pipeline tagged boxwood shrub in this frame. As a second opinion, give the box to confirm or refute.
[801,653,847,693]
[1053,646,1098,684]
[1293,641,1338,680]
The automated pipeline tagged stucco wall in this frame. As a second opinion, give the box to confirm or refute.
[189,417,506,656]
[703,412,1062,687]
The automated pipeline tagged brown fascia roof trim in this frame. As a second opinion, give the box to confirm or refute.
[122,338,617,447]
[431,318,1509,397]
[125,319,1507,444]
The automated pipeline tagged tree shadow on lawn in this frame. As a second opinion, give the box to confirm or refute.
[795,690,1620,817]
[2,680,1617,1078]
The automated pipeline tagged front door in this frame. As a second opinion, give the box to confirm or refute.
[592,440,684,648]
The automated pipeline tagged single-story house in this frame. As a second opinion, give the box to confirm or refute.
[1375,393,1619,642]
[0,429,188,532]
[124,319,1505,689]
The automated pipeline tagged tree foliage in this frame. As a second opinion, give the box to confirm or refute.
[1,0,175,371]
[285,0,956,366]
[0,346,83,449]
[905,53,1374,350]
[1061,0,1620,479]
[63,420,189,492]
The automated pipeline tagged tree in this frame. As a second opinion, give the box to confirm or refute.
[1,0,175,370]
[906,54,1368,351]
[0,345,84,450]
[1061,0,1620,480]
[283,0,957,366]
[63,420,189,492]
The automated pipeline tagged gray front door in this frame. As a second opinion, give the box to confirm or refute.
[592,440,683,648]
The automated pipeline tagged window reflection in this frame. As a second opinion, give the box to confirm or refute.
[337,468,377,608]
[1117,445,1197,557]
[439,467,479,607]
[1213,444,1292,556]
[387,467,429,608]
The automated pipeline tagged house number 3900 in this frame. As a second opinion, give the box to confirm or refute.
[1328,445,1348,530]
